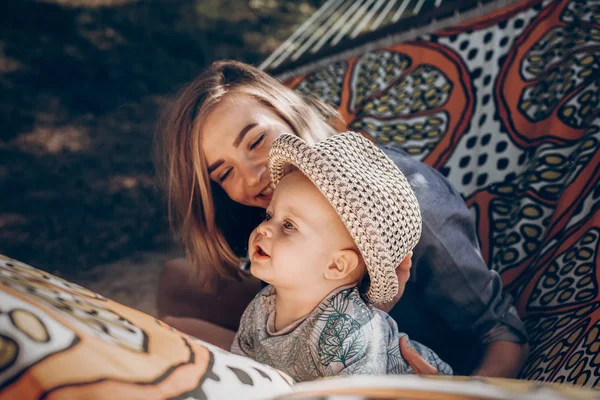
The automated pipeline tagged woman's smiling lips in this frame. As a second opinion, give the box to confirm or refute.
[257,185,273,201]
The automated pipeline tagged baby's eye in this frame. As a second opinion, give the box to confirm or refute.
[283,220,295,230]
[264,212,272,221]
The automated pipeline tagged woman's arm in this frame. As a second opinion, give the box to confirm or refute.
[473,341,530,378]
[401,338,529,378]
[407,209,528,377]
[382,145,528,377]
[163,316,236,350]
[157,257,262,331]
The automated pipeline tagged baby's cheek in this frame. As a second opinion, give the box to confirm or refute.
[273,243,296,267]
[247,229,259,256]
[248,228,258,245]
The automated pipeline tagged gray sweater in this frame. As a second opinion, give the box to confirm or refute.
[231,285,452,383]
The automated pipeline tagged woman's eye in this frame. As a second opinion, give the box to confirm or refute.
[250,134,265,150]
[283,221,295,230]
[219,168,232,183]
[264,212,272,221]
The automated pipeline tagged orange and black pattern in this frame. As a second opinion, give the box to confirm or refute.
[286,0,599,388]
[0,254,293,400]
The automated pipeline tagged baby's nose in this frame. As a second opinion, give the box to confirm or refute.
[256,223,273,238]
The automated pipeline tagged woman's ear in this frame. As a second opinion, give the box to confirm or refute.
[324,250,361,281]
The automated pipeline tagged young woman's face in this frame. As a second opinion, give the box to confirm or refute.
[201,93,294,208]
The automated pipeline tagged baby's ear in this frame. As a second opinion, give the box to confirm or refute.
[324,250,361,281]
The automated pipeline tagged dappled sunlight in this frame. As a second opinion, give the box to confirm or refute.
[0,0,329,279]
[94,174,156,194]
[13,125,91,155]
[77,22,127,51]
[0,213,28,230]
[37,0,139,7]
[0,42,21,74]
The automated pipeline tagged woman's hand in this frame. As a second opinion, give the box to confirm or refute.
[375,252,440,375]
[400,337,439,375]
[375,252,413,313]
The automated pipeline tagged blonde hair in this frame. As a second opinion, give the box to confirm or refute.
[156,60,341,290]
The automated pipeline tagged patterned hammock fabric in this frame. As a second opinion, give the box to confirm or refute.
[284,0,600,388]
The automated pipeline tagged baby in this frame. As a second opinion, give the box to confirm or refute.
[230,132,452,382]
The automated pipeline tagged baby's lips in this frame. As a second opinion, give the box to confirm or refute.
[252,241,270,257]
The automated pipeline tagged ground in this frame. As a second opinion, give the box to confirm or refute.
[0,0,321,314]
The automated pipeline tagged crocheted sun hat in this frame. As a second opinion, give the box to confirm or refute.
[268,131,422,304]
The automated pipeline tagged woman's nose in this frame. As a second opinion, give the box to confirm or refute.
[245,162,267,188]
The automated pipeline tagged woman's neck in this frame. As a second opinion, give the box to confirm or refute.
[273,286,329,332]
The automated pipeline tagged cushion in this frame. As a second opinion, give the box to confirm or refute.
[1,254,597,400]
[0,254,292,399]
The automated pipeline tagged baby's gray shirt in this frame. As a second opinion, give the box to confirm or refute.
[231,285,452,383]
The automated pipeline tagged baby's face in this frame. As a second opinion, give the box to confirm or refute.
[248,171,355,290]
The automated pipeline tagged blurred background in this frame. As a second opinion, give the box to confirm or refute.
[0,0,324,314]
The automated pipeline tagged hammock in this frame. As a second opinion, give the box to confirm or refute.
[272,0,600,387]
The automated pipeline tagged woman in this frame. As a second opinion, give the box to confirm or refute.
[155,60,529,377]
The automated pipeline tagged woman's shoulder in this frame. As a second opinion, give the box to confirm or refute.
[380,144,455,194]
[159,258,193,290]
[379,144,468,222]
[156,257,196,318]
